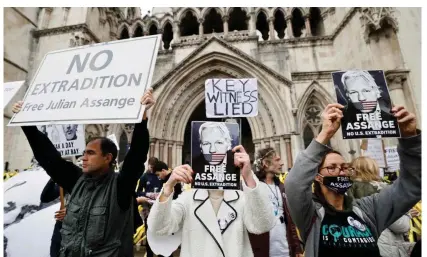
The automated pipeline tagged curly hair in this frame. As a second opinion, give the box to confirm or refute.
[253,147,277,181]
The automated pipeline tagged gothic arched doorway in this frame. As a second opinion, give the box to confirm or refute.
[182,101,254,165]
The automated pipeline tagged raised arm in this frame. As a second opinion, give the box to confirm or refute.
[13,101,82,193]
[285,103,343,241]
[117,89,153,210]
[355,106,421,235]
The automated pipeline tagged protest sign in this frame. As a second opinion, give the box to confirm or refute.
[332,70,401,139]
[191,121,240,190]
[9,35,161,126]
[364,139,386,168]
[205,78,258,118]
[37,124,85,157]
[385,146,400,172]
[4,81,25,108]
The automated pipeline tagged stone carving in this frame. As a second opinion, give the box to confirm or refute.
[69,31,91,47]
[360,7,398,42]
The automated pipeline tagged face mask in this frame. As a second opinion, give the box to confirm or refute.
[319,175,353,194]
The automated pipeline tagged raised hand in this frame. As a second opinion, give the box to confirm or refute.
[12,101,24,113]
[233,145,255,188]
[392,105,417,137]
[161,165,193,200]
[316,103,344,144]
[54,208,66,221]
[141,87,155,111]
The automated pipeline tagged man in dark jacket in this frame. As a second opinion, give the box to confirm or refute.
[12,88,155,257]
[153,161,182,200]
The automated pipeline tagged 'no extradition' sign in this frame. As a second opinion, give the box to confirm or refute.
[9,35,161,126]
[205,78,258,118]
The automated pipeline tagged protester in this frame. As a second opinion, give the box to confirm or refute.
[153,161,182,200]
[350,156,414,257]
[12,88,155,257]
[249,147,303,257]
[285,104,421,257]
[148,145,276,257]
[40,179,68,257]
[136,156,162,257]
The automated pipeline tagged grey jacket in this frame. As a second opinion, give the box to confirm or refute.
[284,133,421,257]
[378,215,412,257]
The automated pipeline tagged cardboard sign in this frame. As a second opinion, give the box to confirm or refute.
[4,81,25,108]
[332,70,401,139]
[364,139,386,168]
[37,124,85,157]
[9,35,161,126]
[385,146,400,171]
[205,78,258,118]
[191,121,240,190]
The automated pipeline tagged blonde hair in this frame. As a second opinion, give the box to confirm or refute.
[351,156,381,182]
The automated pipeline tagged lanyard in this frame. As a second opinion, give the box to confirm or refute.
[267,184,280,206]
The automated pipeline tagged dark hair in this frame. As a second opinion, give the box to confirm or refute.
[153,161,168,173]
[148,157,159,166]
[254,147,278,182]
[87,137,118,167]
[313,150,343,206]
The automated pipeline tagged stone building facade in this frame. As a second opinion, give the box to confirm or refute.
[4,7,421,170]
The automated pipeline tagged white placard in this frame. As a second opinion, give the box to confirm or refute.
[37,124,85,157]
[107,134,120,150]
[385,146,400,171]
[205,78,258,118]
[4,81,25,108]
[9,35,161,126]
[364,139,386,168]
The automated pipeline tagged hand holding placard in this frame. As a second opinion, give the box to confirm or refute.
[233,145,255,188]
[392,105,417,137]
[316,103,344,145]
[160,165,193,202]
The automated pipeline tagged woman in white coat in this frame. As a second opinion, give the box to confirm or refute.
[147,145,276,257]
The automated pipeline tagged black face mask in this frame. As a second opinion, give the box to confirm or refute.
[319,175,353,194]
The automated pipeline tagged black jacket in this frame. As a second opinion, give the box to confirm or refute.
[22,119,149,257]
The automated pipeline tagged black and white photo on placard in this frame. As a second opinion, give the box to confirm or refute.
[191,121,240,190]
[332,70,401,139]
[37,124,85,157]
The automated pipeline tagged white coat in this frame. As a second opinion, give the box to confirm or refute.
[147,176,276,257]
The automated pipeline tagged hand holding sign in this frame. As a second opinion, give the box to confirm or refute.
[233,145,255,188]
[316,103,344,145]
[12,101,24,114]
[392,105,417,137]
[161,165,193,201]
[141,88,155,119]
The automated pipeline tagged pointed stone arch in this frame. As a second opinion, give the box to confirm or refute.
[225,7,250,16]
[131,20,145,34]
[254,8,271,19]
[201,7,224,19]
[150,51,293,143]
[160,15,174,30]
[177,8,201,21]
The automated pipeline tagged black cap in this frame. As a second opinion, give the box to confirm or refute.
[153,161,168,173]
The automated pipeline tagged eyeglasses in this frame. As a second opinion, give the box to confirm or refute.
[320,164,354,176]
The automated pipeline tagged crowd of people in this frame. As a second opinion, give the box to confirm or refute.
[10,88,421,257]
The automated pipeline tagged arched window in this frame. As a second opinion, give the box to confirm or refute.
[229,8,248,31]
[134,26,143,37]
[256,11,269,40]
[119,27,129,39]
[203,8,223,34]
[303,125,315,149]
[180,10,199,36]
[163,22,173,50]
[149,24,158,35]
[274,9,287,39]
[309,7,325,36]
[302,99,326,148]
[291,8,305,38]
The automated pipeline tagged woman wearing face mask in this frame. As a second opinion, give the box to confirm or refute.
[249,148,303,257]
[285,103,421,257]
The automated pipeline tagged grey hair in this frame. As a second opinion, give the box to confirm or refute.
[341,70,380,92]
[198,122,232,147]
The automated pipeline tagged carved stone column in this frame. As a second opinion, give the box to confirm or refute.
[268,17,275,40]
[253,139,261,157]
[248,11,256,35]
[176,142,183,166]
[63,7,71,26]
[168,142,173,167]
[273,137,281,156]
[285,16,294,38]
[222,15,229,36]
[40,7,53,29]
[264,138,271,148]
[149,137,156,157]
[198,18,204,37]
[386,73,408,107]
[159,140,165,161]
[157,28,163,49]
[304,15,312,36]
[173,20,181,42]
[285,138,293,169]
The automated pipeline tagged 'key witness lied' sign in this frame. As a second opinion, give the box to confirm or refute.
[205,78,258,118]
[9,35,161,126]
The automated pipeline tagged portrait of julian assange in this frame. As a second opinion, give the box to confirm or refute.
[332,70,400,139]
[62,124,79,141]
[191,121,240,190]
